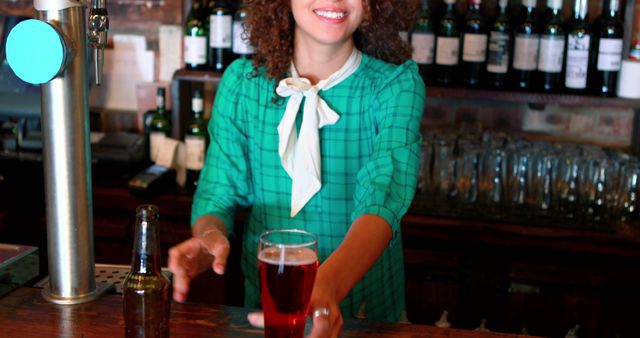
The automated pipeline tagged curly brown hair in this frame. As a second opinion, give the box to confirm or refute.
[245,0,420,81]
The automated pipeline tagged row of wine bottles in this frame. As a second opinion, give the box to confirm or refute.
[184,0,253,72]
[146,88,208,190]
[409,0,626,96]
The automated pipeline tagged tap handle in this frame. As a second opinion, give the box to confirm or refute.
[88,0,108,85]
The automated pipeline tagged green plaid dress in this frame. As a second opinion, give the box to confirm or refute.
[191,53,425,322]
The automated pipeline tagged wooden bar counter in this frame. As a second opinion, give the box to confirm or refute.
[0,287,533,338]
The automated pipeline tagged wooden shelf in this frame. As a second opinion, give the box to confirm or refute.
[427,85,640,109]
[172,69,224,83]
[171,69,640,110]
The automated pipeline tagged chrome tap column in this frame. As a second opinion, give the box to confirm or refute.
[6,0,109,304]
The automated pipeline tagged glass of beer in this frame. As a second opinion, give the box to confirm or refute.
[258,229,318,338]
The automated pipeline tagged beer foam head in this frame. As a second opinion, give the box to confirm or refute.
[258,246,318,266]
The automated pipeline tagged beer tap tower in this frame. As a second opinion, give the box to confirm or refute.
[5,0,110,304]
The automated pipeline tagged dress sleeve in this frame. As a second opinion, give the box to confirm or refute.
[351,61,425,243]
[191,60,255,235]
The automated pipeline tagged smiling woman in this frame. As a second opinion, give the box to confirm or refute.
[168,0,424,337]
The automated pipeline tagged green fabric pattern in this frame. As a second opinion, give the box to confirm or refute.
[192,53,425,322]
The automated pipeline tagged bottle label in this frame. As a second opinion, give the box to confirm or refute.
[462,33,488,62]
[513,34,540,71]
[233,21,255,55]
[184,36,207,65]
[185,135,206,170]
[411,32,435,64]
[156,95,165,110]
[192,97,204,113]
[565,34,590,89]
[537,35,565,73]
[597,38,623,71]
[210,15,232,48]
[149,131,166,162]
[487,31,509,73]
[436,37,460,65]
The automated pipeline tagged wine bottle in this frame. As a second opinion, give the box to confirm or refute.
[208,0,234,72]
[232,0,254,59]
[435,0,460,86]
[564,0,590,93]
[589,0,623,97]
[486,0,511,89]
[461,0,487,87]
[184,0,208,70]
[185,90,208,191]
[123,205,171,338]
[149,88,172,163]
[537,0,565,92]
[411,0,435,82]
[511,0,539,91]
[411,0,436,83]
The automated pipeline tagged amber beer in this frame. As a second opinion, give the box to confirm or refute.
[123,205,171,338]
[258,229,318,338]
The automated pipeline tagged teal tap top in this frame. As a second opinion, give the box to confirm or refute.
[6,19,65,85]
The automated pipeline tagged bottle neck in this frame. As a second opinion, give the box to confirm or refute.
[525,5,536,15]
[131,215,162,274]
[549,7,561,16]
[522,0,537,13]
[420,0,429,11]
[606,0,619,16]
[575,11,587,21]
[445,2,455,12]
[157,95,166,115]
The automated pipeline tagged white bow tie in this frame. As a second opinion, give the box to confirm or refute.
[276,49,362,217]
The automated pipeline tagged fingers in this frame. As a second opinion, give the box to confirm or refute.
[201,231,230,275]
[247,312,265,328]
[168,243,198,303]
[167,233,229,302]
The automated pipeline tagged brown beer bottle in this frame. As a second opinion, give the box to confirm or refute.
[123,204,171,338]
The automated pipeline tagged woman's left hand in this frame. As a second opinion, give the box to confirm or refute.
[247,269,343,338]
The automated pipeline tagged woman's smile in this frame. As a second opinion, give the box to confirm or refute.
[313,7,349,22]
[292,0,363,47]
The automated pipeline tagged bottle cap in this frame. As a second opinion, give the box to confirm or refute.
[547,0,562,9]
[575,0,588,17]
[136,204,159,220]
[609,0,619,11]
[630,40,640,60]
[522,0,536,8]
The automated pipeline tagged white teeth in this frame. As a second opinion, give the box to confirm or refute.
[315,10,346,19]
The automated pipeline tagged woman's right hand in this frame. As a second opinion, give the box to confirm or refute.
[167,223,230,303]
